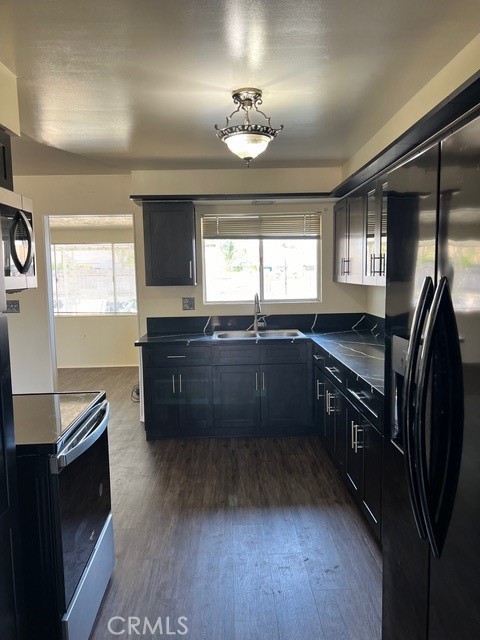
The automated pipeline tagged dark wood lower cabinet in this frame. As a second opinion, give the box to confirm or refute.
[346,404,364,497]
[315,363,383,541]
[144,366,212,438]
[0,510,17,640]
[362,418,382,538]
[143,344,314,439]
[261,363,310,433]
[334,389,347,471]
[345,402,382,538]
[213,365,260,432]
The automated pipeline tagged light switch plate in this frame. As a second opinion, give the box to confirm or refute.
[182,297,195,311]
[6,300,20,313]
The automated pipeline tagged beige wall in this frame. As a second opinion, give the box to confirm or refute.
[10,174,136,392]
[366,286,386,319]
[135,199,368,334]
[55,315,138,368]
[0,61,20,135]
[131,166,342,196]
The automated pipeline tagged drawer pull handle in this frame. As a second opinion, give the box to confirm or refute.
[325,366,342,383]
[347,388,378,418]
[167,355,187,359]
[172,374,176,394]
[313,354,323,361]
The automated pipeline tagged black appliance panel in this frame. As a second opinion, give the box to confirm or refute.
[427,114,480,639]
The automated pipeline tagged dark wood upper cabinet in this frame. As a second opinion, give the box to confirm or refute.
[143,201,197,286]
[0,128,13,191]
[333,197,364,285]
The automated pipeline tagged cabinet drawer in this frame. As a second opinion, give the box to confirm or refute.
[345,375,382,426]
[322,354,346,387]
[260,343,307,364]
[212,345,259,365]
[143,346,212,367]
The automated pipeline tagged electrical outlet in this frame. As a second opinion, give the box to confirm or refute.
[6,300,20,313]
[182,297,195,311]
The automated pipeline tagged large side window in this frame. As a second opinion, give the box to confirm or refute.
[51,243,137,314]
[202,213,321,303]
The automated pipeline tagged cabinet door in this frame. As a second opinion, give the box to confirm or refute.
[334,389,347,471]
[261,364,309,432]
[378,182,388,284]
[178,366,213,432]
[0,511,17,640]
[347,195,364,284]
[323,378,336,456]
[363,187,378,284]
[0,129,13,191]
[345,404,363,497]
[212,365,260,432]
[363,421,382,537]
[143,201,196,286]
[333,200,348,282]
[363,183,387,286]
[314,370,326,438]
[144,367,179,436]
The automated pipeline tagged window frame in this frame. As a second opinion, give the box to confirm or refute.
[51,241,137,317]
[201,213,322,305]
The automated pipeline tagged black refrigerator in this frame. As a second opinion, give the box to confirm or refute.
[382,111,480,640]
[0,314,20,640]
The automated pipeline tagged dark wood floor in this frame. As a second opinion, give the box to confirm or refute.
[58,367,382,640]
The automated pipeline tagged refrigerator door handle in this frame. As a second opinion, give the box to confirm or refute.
[414,277,464,558]
[402,276,434,540]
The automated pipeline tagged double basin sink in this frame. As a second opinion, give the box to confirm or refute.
[214,329,305,340]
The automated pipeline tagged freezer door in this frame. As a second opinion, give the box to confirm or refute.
[382,143,439,640]
[428,113,480,639]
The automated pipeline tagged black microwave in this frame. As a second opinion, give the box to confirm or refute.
[0,187,36,291]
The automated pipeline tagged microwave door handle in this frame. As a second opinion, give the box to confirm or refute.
[10,210,34,274]
[414,277,463,558]
[52,401,110,472]
[0,228,6,312]
[402,276,434,540]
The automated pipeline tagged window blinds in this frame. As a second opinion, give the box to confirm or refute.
[201,213,321,239]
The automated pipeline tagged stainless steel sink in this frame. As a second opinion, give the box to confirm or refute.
[214,329,304,339]
[214,331,258,339]
[257,329,305,338]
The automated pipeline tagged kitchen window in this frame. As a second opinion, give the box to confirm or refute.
[51,243,137,314]
[202,213,321,303]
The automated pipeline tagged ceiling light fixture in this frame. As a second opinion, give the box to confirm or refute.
[215,88,283,167]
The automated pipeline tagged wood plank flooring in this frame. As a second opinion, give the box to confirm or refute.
[58,367,382,640]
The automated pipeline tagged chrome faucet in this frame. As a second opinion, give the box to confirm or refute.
[253,293,264,332]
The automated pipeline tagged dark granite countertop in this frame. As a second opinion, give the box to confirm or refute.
[135,328,385,395]
[136,332,213,345]
[308,331,385,395]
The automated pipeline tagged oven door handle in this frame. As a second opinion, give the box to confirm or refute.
[51,401,110,473]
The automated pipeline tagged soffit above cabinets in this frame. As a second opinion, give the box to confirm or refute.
[1,0,479,175]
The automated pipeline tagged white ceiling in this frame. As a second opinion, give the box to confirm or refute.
[1,0,479,175]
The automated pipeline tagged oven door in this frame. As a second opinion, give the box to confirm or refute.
[51,401,112,610]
